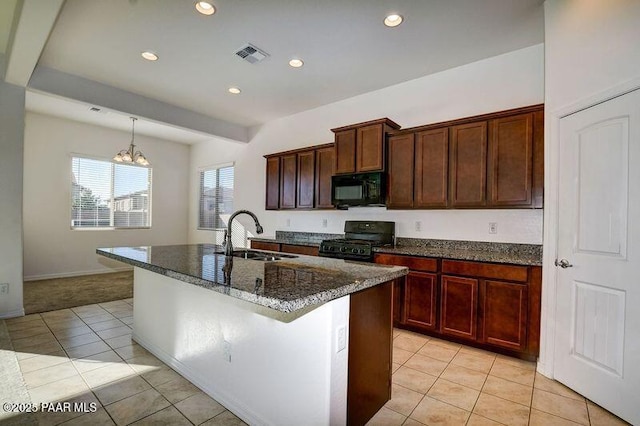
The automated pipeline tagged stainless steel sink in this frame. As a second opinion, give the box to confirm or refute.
[215,249,298,261]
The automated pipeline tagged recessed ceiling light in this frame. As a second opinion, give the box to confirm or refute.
[289,59,304,68]
[228,87,241,94]
[195,1,215,15]
[384,14,403,27]
[141,51,158,61]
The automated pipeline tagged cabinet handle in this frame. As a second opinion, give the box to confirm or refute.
[554,259,573,268]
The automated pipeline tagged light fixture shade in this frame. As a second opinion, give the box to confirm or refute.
[114,117,150,166]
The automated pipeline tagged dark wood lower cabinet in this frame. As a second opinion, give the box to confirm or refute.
[280,244,319,256]
[374,254,541,360]
[249,241,281,252]
[404,272,437,331]
[440,275,478,340]
[250,241,318,257]
[480,280,528,351]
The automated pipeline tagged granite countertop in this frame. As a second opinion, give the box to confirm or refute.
[250,233,542,266]
[373,238,542,266]
[97,244,407,313]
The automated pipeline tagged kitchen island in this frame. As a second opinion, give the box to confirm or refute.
[97,244,408,426]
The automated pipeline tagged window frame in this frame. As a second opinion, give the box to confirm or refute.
[198,162,234,231]
[70,154,153,230]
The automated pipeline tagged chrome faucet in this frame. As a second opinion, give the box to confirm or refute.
[224,210,264,256]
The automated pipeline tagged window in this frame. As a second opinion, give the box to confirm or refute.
[199,164,234,230]
[71,156,152,229]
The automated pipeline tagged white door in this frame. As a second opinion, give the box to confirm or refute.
[555,89,640,425]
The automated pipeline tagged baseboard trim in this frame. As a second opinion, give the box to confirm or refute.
[24,267,133,282]
[132,332,267,426]
[0,307,26,319]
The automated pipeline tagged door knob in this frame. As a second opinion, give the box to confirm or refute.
[555,259,573,268]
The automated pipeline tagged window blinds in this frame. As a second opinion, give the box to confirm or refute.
[71,157,152,228]
[199,165,234,230]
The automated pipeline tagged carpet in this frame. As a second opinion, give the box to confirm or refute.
[23,271,133,314]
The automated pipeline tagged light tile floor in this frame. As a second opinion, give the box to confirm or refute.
[1,300,629,425]
[367,328,630,426]
[2,299,246,425]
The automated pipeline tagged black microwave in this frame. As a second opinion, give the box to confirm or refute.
[331,172,386,208]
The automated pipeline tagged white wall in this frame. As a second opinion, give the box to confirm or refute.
[544,0,640,110]
[23,113,190,280]
[0,81,25,318]
[539,0,640,375]
[190,45,545,246]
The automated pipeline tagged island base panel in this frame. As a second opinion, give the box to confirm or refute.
[132,267,394,426]
[348,281,393,426]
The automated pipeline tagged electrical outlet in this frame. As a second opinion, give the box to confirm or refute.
[0,283,8,295]
[322,219,328,228]
[415,221,422,232]
[489,222,498,234]
[336,325,346,353]
[223,340,232,363]
[286,218,291,228]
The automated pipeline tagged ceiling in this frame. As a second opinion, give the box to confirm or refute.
[19,0,544,142]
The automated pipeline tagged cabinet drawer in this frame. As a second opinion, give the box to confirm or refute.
[442,260,528,282]
[281,244,319,256]
[250,241,281,252]
[374,254,438,272]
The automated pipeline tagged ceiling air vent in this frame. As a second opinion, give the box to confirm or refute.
[235,43,269,64]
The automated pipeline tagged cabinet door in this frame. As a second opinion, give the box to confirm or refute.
[356,124,385,172]
[315,146,335,209]
[335,129,356,174]
[387,133,415,208]
[488,113,533,207]
[450,122,487,207]
[296,150,315,208]
[415,128,449,208]
[440,275,478,340]
[265,157,280,210]
[279,154,297,209]
[404,271,437,331]
[532,110,544,208]
[280,244,319,256]
[250,241,281,252]
[480,280,528,351]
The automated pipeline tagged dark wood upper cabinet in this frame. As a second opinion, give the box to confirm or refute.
[357,124,385,172]
[334,129,357,174]
[315,145,335,209]
[449,121,488,208]
[265,157,280,210]
[279,154,297,209]
[415,128,449,208]
[488,113,533,207]
[387,134,415,209]
[440,275,478,341]
[265,143,334,211]
[332,118,401,175]
[404,271,438,331]
[296,150,315,208]
[386,104,543,210]
[480,280,528,352]
[532,110,544,208]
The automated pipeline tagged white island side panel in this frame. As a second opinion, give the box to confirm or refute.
[132,267,349,426]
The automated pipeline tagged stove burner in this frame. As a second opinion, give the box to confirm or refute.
[318,221,395,262]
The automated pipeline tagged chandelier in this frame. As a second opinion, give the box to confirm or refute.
[113,117,150,166]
